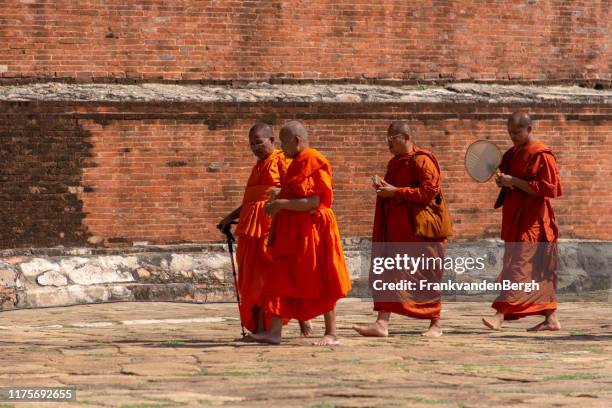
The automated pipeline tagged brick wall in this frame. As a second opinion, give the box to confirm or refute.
[1,101,610,248]
[1,1,610,82]
[0,114,93,248]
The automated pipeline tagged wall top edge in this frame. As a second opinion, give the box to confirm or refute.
[0,82,611,105]
[1,239,610,258]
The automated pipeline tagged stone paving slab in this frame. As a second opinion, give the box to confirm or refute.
[0,299,610,408]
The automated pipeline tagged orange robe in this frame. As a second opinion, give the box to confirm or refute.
[372,147,446,320]
[235,149,290,332]
[261,148,352,321]
[493,140,562,320]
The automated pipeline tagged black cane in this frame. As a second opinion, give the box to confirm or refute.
[216,221,247,338]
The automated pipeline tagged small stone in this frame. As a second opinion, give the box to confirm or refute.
[37,271,69,287]
[0,269,16,287]
[67,186,84,194]
[0,287,17,310]
[3,257,27,265]
[59,257,90,274]
[137,268,151,279]
[201,253,228,271]
[97,256,139,271]
[87,235,105,245]
[335,93,362,103]
[170,254,194,273]
[20,258,60,278]
[59,257,135,285]
[17,285,111,308]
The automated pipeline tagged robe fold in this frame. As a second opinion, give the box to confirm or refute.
[235,149,289,332]
[261,148,352,321]
[372,147,446,320]
[492,140,562,320]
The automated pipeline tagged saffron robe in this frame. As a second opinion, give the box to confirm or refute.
[493,140,562,320]
[372,147,446,320]
[235,149,289,332]
[261,148,352,321]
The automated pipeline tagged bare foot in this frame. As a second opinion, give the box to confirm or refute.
[235,334,255,342]
[527,320,561,332]
[236,333,264,342]
[422,321,443,338]
[299,320,313,337]
[312,334,339,346]
[352,321,389,337]
[482,316,503,331]
[249,331,281,345]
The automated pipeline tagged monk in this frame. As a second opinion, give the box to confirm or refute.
[353,121,448,338]
[218,123,311,337]
[250,121,352,346]
[482,112,562,332]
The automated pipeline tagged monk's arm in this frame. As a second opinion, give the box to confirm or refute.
[499,154,560,197]
[527,153,562,198]
[394,157,440,204]
[394,182,439,204]
[272,196,320,212]
[264,196,320,216]
[219,205,242,228]
[505,176,537,195]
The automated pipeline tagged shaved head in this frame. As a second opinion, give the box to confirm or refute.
[387,121,412,138]
[248,122,275,160]
[508,112,532,129]
[280,120,308,141]
[507,111,533,147]
[249,122,273,139]
[386,120,414,155]
[279,121,309,158]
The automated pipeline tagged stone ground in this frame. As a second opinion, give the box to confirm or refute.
[0,299,610,408]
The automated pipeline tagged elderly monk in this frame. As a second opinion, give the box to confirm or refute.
[219,123,312,336]
[250,121,352,346]
[353,121,448,338]
[482,112,562,332]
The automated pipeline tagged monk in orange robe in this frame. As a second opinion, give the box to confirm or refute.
[219,123,311,336]
[353,121,447,338]
[251,121,352,346]
[482,112,562,332]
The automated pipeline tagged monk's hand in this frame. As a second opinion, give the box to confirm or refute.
[268,187,281,200]
[376,180,398,197]
[496,173,514,188]
[264,199,283,217]
[218,216,233,232]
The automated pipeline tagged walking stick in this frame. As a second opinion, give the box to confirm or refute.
[216,221,247,338]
